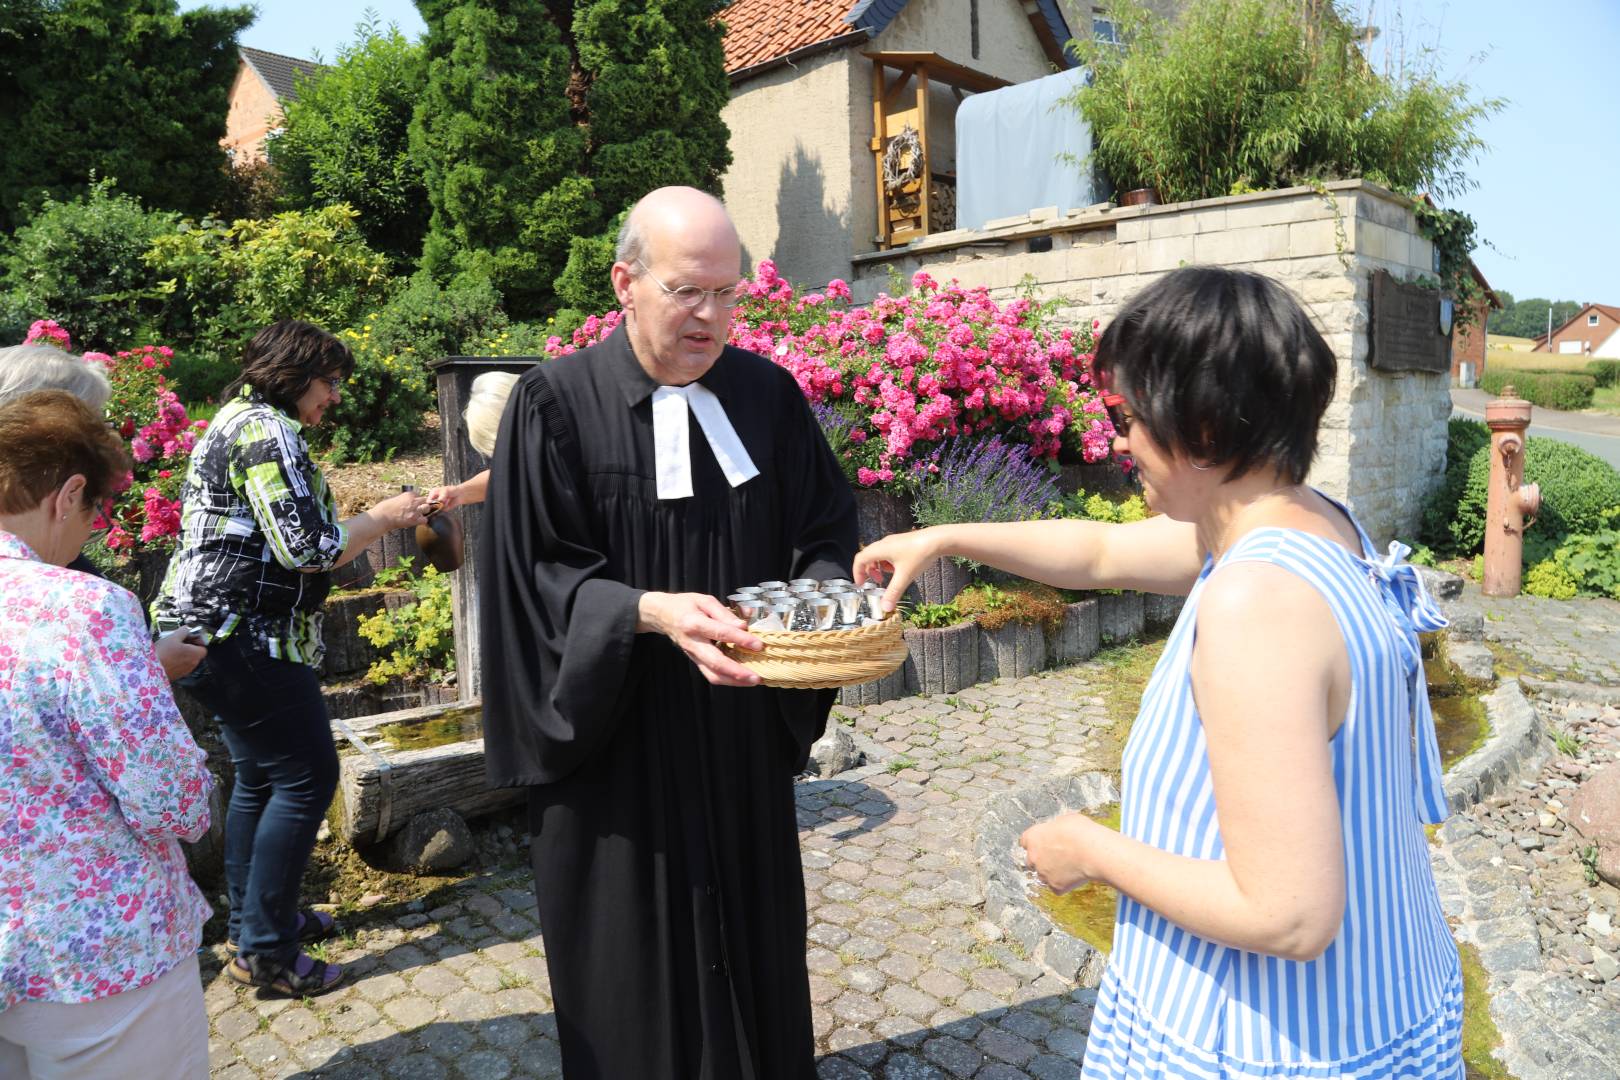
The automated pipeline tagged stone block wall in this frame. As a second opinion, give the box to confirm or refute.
[847,180,1450,546]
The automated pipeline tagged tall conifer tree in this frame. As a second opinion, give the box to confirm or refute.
[553,0,734,317]
[0,0,252,233]
[409,0,591,318]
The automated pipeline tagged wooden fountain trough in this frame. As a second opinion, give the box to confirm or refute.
[327,698,523,846]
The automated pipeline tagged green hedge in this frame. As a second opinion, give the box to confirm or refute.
[1586,359,1620,388]
[1419,418,1491,550]
[1449,436,1620,561]
[1480,366,1596,411]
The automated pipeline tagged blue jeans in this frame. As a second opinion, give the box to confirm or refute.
[177,636,337,964]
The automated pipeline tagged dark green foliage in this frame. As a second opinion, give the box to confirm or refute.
[1450,437,1620,561]
[0,0,254,233]
[553,228,620,321]
[409,0,591,319]
[144,205,393,379]
[1480,368,1595,412]
[1585,359,1620,388]
[554,1,732,311]
[1419,418,1489,551]
[1489,297,1583,339]
[270,16,429,267]
[1064,0,1501,203]
[0,178,177,350]
[573,0,731,207]
[166,348,237,404]
[367,272,511,364]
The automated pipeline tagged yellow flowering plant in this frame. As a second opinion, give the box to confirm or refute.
[356,560,456,686]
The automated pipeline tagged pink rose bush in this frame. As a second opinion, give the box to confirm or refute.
[543,262,1114,490]
[23,321,204,555]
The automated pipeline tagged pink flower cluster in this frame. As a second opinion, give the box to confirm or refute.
[25,319,72,350]
[20,326,203,556]
[533,263,1112,490]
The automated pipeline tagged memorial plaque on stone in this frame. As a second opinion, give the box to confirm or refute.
[1369,270,1450,373]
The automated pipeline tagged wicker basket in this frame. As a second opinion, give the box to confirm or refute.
[724,613,908,689]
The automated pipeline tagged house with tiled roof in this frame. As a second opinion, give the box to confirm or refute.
[1532,303,1620,359]
[717,0,1080,287]
[221,46,324,166]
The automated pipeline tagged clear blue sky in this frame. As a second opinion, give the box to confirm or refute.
[189,0,1619,305]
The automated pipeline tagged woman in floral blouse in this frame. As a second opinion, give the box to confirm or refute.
[0,390,214,1078]
[155,320,428,997]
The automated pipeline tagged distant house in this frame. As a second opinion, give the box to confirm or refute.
[1532,303,1620,359]
[221,46,322,166]
[716,0,1079,288]
[1448,262,1504,387]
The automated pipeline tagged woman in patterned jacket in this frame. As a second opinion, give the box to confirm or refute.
[155,320,429,998]
[0,390,215,1077]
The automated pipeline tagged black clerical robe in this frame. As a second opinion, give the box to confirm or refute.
[479,326,858,1079]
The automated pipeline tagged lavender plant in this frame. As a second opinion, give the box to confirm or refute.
[909,436,1059,529]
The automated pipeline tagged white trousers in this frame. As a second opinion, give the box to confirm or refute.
[0,953,208,1080]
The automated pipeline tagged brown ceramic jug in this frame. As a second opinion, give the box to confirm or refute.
[415,507,465,573]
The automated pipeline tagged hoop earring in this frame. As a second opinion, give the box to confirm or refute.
[1191,461,1215,471]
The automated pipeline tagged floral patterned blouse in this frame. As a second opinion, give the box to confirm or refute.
[0,530,213,1011]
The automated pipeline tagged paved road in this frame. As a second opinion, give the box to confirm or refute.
[1451,389,1620,469]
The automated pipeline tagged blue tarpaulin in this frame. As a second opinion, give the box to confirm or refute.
[954,67,1102,231]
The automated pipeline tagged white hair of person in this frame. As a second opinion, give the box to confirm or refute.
[615,210,645,267]
[0,344,112,413]
[465,371,520,457]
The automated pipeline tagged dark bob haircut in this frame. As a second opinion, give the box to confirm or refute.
[221,320,354,418]
[1092,266,1336,486]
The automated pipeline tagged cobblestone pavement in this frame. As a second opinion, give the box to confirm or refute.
[1447,580,1620,685]
[201,581,1620,1080]
[204,666,1119,1079]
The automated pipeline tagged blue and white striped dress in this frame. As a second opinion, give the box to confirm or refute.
[1082,506,1465,1079]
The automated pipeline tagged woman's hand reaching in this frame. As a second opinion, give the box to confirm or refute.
[852,527,943,615]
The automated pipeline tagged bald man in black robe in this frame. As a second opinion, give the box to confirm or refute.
[479,187,857,1078]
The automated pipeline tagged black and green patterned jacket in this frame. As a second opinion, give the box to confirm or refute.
[153,385,347,666]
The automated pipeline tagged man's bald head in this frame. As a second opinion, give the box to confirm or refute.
[610,187,746,386]
[615,187,739,271]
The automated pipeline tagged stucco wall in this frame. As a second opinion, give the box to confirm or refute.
[221,64,281,164]
[847,181,1450,546]
[871,0,1064,220]
[723,0,1068,288]
[720,49,859,290]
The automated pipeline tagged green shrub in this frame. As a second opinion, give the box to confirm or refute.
[367,272,510,365]
[1046,490,1151,524]
[1524,559,1579,600]
[1479,367,1595,411]
[357,560,456,685]
[314,318,435,463]
[1062,0,1501,203]
[166,348,237,405]
[1419,418,1490,551]
[1586,359,1620,388]
[146,205,393,364]
[0,178,176,350]
[1450,437,1620,560]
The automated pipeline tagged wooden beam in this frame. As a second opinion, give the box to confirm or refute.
[861,50,1013,95]
[872,59,889,249]
[916,66,930,237]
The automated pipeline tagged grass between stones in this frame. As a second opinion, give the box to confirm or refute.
[1088,638,1168,773]
[1458,941,1510,1079]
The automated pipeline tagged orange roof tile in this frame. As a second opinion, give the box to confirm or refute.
[718,0,861,76]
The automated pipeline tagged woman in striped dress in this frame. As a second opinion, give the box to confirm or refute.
[856,266,1464,1078]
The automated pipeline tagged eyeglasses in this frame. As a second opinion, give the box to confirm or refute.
[314,375,343,395]
[1106,403,1134,438]
[633,261,743,310]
